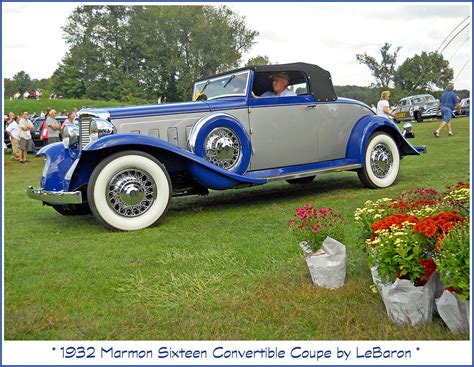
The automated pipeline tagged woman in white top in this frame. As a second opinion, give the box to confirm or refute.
[376,90,394,120]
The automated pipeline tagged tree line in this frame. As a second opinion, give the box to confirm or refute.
[4,6,467,105]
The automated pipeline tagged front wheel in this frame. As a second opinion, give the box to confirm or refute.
[87,151,172,231]
[357,132,400,189]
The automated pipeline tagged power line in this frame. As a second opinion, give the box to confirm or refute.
[449,37,470,62]
[436,16,470,53]
[405,17,470,95]
[453,59,471,84]
[440,23,470,54]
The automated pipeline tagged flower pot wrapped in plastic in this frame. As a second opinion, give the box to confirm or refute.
[435,290,470,333]
[433,221,470,333]
[381,272,437,326]
[299,237,346,289]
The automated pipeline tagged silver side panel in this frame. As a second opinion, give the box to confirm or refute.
[314,103,368,161]
[249,104,318,170]
[248,102,368,171]
[111,109,249,150]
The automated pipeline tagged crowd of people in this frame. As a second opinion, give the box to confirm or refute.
[4,108,78,163]
[10,89,65,100]
[11,89,43,100]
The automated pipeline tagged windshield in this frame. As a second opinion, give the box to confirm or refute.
[192,70,250,101]
[412,95,435,104]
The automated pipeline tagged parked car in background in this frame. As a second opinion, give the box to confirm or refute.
[28,62,425,231]
[459,98,470,117]
[392,94,441,123]
[31,116,67,147]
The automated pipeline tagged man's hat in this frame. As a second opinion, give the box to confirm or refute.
[269,72,289,81]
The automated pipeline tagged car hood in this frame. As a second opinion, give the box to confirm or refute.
[83,101,211,120]
[81,98,250,121]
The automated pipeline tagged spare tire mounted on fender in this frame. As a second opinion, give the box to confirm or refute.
[188,113,251,175]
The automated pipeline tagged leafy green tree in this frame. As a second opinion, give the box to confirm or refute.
[356,43,401,88]
[394,51,453,93]
[246,55,271,66]
[52,5,258,102]
[4,71,34,97]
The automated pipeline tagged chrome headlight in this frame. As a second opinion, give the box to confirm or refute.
[63,124,80,149]
[90,118,116,142]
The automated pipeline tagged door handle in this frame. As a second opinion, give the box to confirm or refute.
[307,105,316,108]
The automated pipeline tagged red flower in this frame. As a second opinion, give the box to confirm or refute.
[372,214,419,238]
[419,259,436,281]
[413,211,465,238]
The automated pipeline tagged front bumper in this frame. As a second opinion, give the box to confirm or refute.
[27,186,82,205]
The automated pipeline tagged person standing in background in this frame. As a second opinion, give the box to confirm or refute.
[434,84,461,137]
[18,111,34,163]
[6,115,20,160]
[376,90,394,120]
[46,109,61,144]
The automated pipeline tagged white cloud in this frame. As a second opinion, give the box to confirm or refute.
[2,2,471,90]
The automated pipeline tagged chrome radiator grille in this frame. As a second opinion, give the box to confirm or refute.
[79,119,91,148]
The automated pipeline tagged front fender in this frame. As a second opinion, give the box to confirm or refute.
[36,142,79,191]
[346,115,420,164]
[76,134,266,190]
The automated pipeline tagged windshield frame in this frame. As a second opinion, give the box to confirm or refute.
[192,70,250,101]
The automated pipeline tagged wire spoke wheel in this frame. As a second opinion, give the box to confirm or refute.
[107,168,157,217]
[370,143,393,179]
[204,127,241,170]
[358,132,400,189]
[88,151,171,231]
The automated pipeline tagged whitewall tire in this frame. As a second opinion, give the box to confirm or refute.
[88,151,171,231]
[357,132,400,189]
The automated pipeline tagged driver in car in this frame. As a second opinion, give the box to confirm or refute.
[252,72,297,98]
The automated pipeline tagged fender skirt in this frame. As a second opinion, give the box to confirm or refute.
[80,134,267,190]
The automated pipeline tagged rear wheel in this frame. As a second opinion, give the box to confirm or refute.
[87,151,171,231]
[357,132,400,189]
[415,111,423,122]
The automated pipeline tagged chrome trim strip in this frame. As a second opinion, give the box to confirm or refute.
[264,164,362,182]
[27,186,83,204]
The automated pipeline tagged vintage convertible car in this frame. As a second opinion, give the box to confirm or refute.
[27,63,425,231]
[392,94,441,123]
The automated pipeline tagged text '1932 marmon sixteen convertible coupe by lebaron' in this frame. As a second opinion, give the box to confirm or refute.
[28,63,426,231]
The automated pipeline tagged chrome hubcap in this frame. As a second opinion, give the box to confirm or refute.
[205,128,241,169]
[370,143,393,178]
[107,169,156,217]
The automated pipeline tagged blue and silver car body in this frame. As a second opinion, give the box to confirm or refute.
[28,62,424,231]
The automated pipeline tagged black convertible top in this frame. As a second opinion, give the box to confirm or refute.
[252,63,337,102]
[196,62,337,102]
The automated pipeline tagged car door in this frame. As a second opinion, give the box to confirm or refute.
[248,95,318,171]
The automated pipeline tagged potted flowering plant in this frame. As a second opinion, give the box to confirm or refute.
[355,183,470,327]
[366,214,437,326]
[288,204,346,289]
[433,222,470,333]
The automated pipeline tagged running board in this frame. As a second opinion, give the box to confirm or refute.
[265,164,362,182]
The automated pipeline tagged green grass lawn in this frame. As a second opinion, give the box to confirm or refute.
[3,116,470,340]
